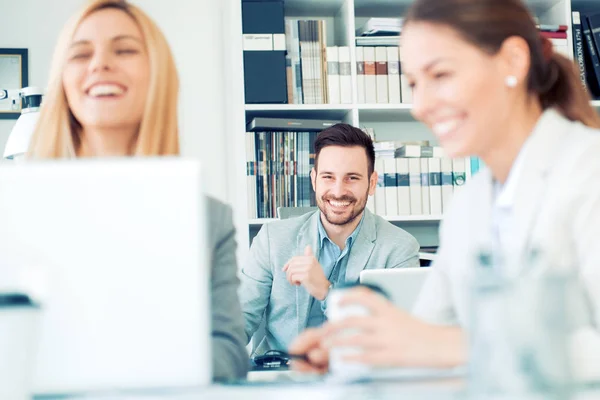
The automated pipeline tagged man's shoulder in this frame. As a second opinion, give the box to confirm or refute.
[259,211,317,237]
[369,212,419,248]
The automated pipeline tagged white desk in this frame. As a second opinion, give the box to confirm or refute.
[36,381,600,400]
[37,379,464,400]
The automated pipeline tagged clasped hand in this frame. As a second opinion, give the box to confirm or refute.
[283,245,330,301]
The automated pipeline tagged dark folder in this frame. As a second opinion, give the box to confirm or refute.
[242,0,288,104]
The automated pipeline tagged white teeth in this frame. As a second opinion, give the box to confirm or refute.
[330,200,351,207]
[432,119,461,137]
[88,84,125,97]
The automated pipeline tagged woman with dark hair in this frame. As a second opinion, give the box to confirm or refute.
[290,0,600,380]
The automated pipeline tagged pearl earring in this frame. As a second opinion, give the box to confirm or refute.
[505,75,518,88]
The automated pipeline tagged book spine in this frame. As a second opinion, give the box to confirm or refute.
[326,46,341,104]
[387,46,402,104]
[384,157,398,216]
[338,46,353,104]
[364,46,377,103]
[375,46,389,103]
[292,21,304,104]
[540,31,568,39]
[440,157,454,214]
[582,15,600,92]
[319,20,328,104]
[298,21,311,104]
[246,133,255,218]
[310,21,321,104]
[408,158,422,215]
[428,158,443,215]
[285,20,297,104]
[356,47,366,104]
[420,158,431,215]
[396,158,411,215]
[375,158,386,215]
[452,158,467,192]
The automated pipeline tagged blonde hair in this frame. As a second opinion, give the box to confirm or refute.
[28,0,179,158]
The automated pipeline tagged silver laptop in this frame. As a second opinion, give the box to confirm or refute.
[359,268,430,311]
[0,158,211,395]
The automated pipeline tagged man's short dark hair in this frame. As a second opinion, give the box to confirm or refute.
[314,123,375,176]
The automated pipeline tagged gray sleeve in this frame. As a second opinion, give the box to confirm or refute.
[389,232,420,269]
[208,200,249,381]
[239,223,273,343]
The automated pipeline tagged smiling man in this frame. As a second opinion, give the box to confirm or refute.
[240,123,419,355]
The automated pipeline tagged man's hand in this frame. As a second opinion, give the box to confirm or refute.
[283,245,330,300]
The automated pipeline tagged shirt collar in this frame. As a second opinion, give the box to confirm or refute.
[494,142,528,210]
[317,211,365,250]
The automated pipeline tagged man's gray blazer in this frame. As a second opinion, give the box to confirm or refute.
[240,208,420,353]
[206,197,248,380]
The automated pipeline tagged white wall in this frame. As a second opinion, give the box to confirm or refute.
[0,0,81,160]
[0,0,241,203]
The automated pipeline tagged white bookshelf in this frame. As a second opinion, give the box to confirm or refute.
[234,0,597,253]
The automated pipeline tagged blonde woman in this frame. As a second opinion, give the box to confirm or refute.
[27,0,247,380]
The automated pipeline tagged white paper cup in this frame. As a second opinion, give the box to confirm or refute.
[326,287,371,379]
[0,294,40,400]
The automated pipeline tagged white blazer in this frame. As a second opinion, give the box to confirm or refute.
[414,109,600,381]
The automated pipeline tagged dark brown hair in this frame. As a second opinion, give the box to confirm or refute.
[314,123,375,176]
[404,0,600,128]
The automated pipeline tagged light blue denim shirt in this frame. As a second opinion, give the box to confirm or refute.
[305,212,365,328]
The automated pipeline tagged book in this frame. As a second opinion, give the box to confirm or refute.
[338,46,352,104]
[383,158,398,216]
[285,20,303,104]
[539,31,567,39]
[375,46,389,103]
[581,15,600,96]
[440,156,454,214]
[408,158,422,215]
[396,158,411,215]
[536,24,568,32]
[420,158,431,215]
[375,158,386,215]
[356,36,400,47]
[298,21,313,104]
[586,13,600,91]
[356,17,403,36]
[242,0,287,104]
[247,117,340,132]
[572,12,588,91]
[395,145,434,158]
[428,158,443,216]
[317,20,328,104]
[326,46,341,104]
[452,158,467,190]
[364,47,377,103]
[356,47,366,104]
[387,46,402,103]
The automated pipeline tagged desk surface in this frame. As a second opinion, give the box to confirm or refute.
[40,380,464,400]
[36,368,600,400]
[38,378,600,400]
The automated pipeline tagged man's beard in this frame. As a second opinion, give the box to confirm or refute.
[317,190,368,226]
